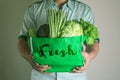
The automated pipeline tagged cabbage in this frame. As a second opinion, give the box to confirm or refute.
[59,20,83,37]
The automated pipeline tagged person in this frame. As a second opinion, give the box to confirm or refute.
[18,0,100,80]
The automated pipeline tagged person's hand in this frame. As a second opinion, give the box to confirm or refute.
[73,52,91,73]
[26,54,51,73]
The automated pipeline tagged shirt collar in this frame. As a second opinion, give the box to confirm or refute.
[67,0,74,11]
[45,0,74,11]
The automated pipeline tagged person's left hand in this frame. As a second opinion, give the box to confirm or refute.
[73,52,91,73]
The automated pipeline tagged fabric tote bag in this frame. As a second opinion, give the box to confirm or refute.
[27,36,86,72]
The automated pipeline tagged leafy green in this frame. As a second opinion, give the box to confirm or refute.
[28,28,37,38]
[59,20,83,37]
[80,19,99,45]
[28,9,99,46]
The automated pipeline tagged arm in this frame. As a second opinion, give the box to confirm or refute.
[85,41,99,61]
[18,4,51,72]
[18,39,32,64]
[73,4,100,72]
[18,38,51,72]
[18,39,37,71]
[73,41,99,73]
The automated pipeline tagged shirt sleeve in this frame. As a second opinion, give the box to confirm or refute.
[83,6,95,24]
[18,5,36,40]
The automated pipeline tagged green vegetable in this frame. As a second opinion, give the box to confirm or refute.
[29,9,99,46]
[59,20,83,37]
[48,9,83,38]
[37,24,49,37]
[48,9,67,38]
[28,28,37,38]
[80,19,99,45]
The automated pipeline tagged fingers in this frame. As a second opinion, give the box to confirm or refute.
[73,67,85,73]
[27,55,51,73]
[73,59,90,73]
[31,62,51,73]
[37,65,51,72]
[73,62,90,73]
[73,61,90,73]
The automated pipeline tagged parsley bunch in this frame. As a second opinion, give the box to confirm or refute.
[80,19,99,45]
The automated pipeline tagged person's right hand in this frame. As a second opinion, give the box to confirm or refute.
[26,54,51,73]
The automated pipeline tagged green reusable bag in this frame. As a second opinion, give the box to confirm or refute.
[28,36,86,72]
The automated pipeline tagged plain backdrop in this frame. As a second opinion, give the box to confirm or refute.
[0,0,120,80]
